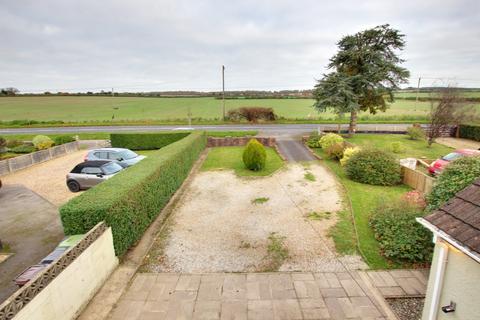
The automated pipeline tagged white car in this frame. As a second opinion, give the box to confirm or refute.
[84,148,146,167]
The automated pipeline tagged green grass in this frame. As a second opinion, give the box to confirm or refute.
[201,146,284,177]
[315,148,410,269]
[0,130,258,142]
[345,134,453,159]
[304,172,316,181]
[2,96,478,124]
[251,197,270,204]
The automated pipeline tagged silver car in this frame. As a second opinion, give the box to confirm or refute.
[84,148,146,167]
[66,161,123,192]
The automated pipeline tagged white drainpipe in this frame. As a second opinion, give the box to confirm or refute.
[428,240,449,320]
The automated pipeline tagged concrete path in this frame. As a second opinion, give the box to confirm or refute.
[365,269,429,298]
[0,185,64,303]
[436,137,480,150]
[276,140,316,162]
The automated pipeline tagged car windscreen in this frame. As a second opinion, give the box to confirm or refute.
[117,150,138,160]
[442,152,462,161]
[101,162,123,175]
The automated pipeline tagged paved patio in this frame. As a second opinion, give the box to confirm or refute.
[108,270,429,320]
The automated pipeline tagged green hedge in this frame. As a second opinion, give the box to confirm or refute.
[110,132,189,150]
[60,132,206,256]
[459,124,480,142]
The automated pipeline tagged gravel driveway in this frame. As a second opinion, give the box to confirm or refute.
[1,150,86,206]
[142,163,366,273]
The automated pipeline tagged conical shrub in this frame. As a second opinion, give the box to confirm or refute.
[243,139,266,171]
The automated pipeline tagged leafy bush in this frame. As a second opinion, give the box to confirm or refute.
[32,135,54,150]
[390,142,406,154]
[0,137,6,153]
[340,147,360,166]
[54,135,75,145]
[242,139,266,171]
[427,156,480,211]
[370,201,433,263]
[459,124,480,141]
[326,143,345,160]
[10,144,36,154]
[6,139,22,148]
[319,133,343,149]
[406,126,425,140]
[110,132,189,150]
[227,107,277,122]
[306,133,321,148]
[345,149,401,186]
[60,132,206,256]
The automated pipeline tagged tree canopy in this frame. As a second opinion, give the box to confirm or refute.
[313,24,410,135]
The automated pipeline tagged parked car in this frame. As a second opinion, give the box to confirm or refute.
[84,148,146,167]
[428,149,480,175]
[66,160,123,192]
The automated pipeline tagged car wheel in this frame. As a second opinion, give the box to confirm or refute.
[67,180,81,192]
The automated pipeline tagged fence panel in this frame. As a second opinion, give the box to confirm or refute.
[401,165,435,194]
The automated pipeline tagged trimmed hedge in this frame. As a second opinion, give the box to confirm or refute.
[110,132,189,150]
[60,132,206,256]
[243,139,267,171]
[459,124,480,141]
[54,135,76,145]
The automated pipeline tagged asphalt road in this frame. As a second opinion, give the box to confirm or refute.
[0,123,411,138]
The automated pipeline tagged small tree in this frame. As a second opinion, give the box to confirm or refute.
[427,87,474,146]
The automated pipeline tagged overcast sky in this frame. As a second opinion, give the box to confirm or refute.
[1,0,480,93]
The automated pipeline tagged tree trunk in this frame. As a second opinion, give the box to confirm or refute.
[348,110,358,137]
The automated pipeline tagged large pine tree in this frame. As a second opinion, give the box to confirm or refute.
[313,24,410,136]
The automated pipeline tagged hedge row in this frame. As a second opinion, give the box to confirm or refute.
[60,132,206,256]
[459,124,480,142]
[110,132,189,150]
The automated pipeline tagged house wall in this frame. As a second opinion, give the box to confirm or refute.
[422,239,480,320]
[12,227,118,320]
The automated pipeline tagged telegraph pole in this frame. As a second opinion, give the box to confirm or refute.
[112,88,114,97]
[222,65,225,121]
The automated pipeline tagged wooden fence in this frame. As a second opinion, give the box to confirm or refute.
[401,165,435,194]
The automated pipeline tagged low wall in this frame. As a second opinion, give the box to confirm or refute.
[207,137,276,147]
[0,141,80,176]
[0,222,118,320]
[401,165,435,194]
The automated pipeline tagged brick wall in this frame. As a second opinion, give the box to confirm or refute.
[207,137,276,147]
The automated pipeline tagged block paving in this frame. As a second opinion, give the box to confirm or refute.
[107,271,427,320]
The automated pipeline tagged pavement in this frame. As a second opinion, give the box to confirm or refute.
[107,270,428,320]
[0,184,64,303]
[276,140,316,162]
[0,124,411,137]
[436,137,480,150]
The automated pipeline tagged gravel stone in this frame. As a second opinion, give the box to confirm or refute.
[387,297,425,320]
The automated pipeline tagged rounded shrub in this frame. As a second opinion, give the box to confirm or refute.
[340,147,360,166]
[32,135,54,150]
[306,133,321,148]
[319,133,343,149]
[325,143,345,160]
[390,142,405,154]
[370,200,433,264]
[345,148,401,185]
[406,126,425,140]
[427,156,480,211]
[10,144,36,154]
[54,135,76,145]
[242,139,267,171]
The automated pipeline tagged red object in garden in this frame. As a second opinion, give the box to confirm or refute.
[402,190,427,209]
[14,264,47,287]
[428,149,480,175]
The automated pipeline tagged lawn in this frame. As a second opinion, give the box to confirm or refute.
[3,95,478,124]
[201,146,284,177]
[345,134,453,159]
[315,148,410,269]
[0,130,258,142]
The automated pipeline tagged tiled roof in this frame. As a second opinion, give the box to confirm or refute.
[424,178,480,255]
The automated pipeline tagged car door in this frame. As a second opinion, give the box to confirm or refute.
[81,167,105,188]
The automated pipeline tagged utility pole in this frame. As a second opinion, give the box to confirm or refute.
[222,65,225,121]
[414,77,421,111]
[112,88,114,97]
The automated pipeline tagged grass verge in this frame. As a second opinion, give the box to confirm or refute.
[201,146,284,177]
[315,148,410,269]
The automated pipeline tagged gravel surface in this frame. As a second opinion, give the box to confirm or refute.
[142,163,367,273]
[1,150,86,206]
[387,297,425,320]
